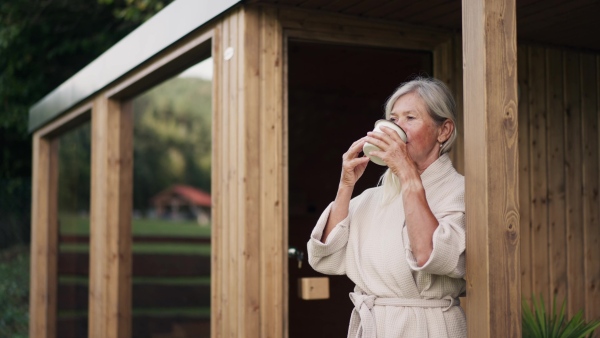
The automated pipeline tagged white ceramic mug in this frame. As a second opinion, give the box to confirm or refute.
[363,119,407,166]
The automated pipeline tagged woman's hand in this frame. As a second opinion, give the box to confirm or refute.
[340,137,371,188]
[365,126,418,181]
[321,138,370,242]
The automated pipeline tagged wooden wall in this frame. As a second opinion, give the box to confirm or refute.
[452,42,600,320]
[516,45,600,320]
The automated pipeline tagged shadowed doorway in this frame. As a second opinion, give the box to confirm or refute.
[287,41,433,338]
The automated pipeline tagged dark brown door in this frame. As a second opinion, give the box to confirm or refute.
[287,41,433,338]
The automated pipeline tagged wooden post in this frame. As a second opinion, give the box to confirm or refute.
[259,7,285,338]
[462,0,521,337]
[89,95,133,338]
[29,135,59,338]
[212,5,284,338]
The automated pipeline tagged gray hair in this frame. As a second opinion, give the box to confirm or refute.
[379,77,458,203]
[384,77,457,154]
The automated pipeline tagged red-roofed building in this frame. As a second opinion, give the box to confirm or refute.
[152,185,211,226]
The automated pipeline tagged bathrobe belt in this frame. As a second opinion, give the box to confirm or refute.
[348,291,460,338]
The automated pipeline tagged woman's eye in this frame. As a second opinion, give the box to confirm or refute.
[407,116,415,120]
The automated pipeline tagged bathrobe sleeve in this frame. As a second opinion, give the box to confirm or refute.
[307,202,352,275]
[405,176,466,279]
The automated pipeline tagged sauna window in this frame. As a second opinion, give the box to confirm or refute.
[57,122,92,338]
[130,57,212,338]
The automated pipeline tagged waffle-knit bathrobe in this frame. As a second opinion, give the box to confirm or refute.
[307,154,466,338]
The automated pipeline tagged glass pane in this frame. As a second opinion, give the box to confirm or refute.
[57,122,91,338]
[131,57,212,337]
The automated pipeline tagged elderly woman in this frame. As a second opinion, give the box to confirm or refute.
[307,77,466,338]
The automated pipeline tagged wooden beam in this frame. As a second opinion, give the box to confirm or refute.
[105,29,213,100]
[29,135,59,338]
[89,95,133,338]
[210,19,224,338]
[259,6,285,338]
[237,6,261,337]
[212,6,285,338]
[35,102,92,139]
[279,7,452,51]
[462,0,520,337]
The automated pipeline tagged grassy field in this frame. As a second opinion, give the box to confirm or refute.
[59,275,210,285]
[58,214,212,255]
[59,242,211,255]
[59,213,211,237]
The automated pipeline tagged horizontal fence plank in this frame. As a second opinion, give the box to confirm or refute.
[58,284,210,310]
[132,284,211,308]
[58,253,210,276]
[59,235,211,244]
[57,316,210,338]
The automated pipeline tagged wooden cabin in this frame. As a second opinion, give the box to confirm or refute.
[28,0,600,337]
[152,185,212,225]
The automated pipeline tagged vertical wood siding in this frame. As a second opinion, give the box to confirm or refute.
[212,6,285,338]
[515,45,600,319]
[453,42,600,319]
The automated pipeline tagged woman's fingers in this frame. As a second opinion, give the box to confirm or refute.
[340,138,371,187]
[343,137,367,160]
[350,137,368,151]
[345,156,370,169]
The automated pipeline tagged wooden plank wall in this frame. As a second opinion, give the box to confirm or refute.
[451,41,600,320]
[516,45,600,320]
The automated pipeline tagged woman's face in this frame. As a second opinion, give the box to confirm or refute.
[389,91,450,170]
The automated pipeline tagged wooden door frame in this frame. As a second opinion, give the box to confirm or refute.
[276,7,461,337]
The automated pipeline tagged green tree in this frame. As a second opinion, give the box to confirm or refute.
[0,0,173,248]
[133,76,212,212]
[57,123,92,217]
[53,76,213,215]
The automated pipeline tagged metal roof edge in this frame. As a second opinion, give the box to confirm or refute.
[29,0,240,133]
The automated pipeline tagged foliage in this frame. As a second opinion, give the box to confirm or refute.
[0,0,173,248]
[59,213,212,237]
[523,295,600,338]
[58,123,92,215]
[0,178,30,249]
[99,0,170,22]
[0,246,30,338]
[53,76,212,216]
[132,76,212,211]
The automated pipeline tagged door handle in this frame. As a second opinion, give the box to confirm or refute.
[288,247,305,269]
